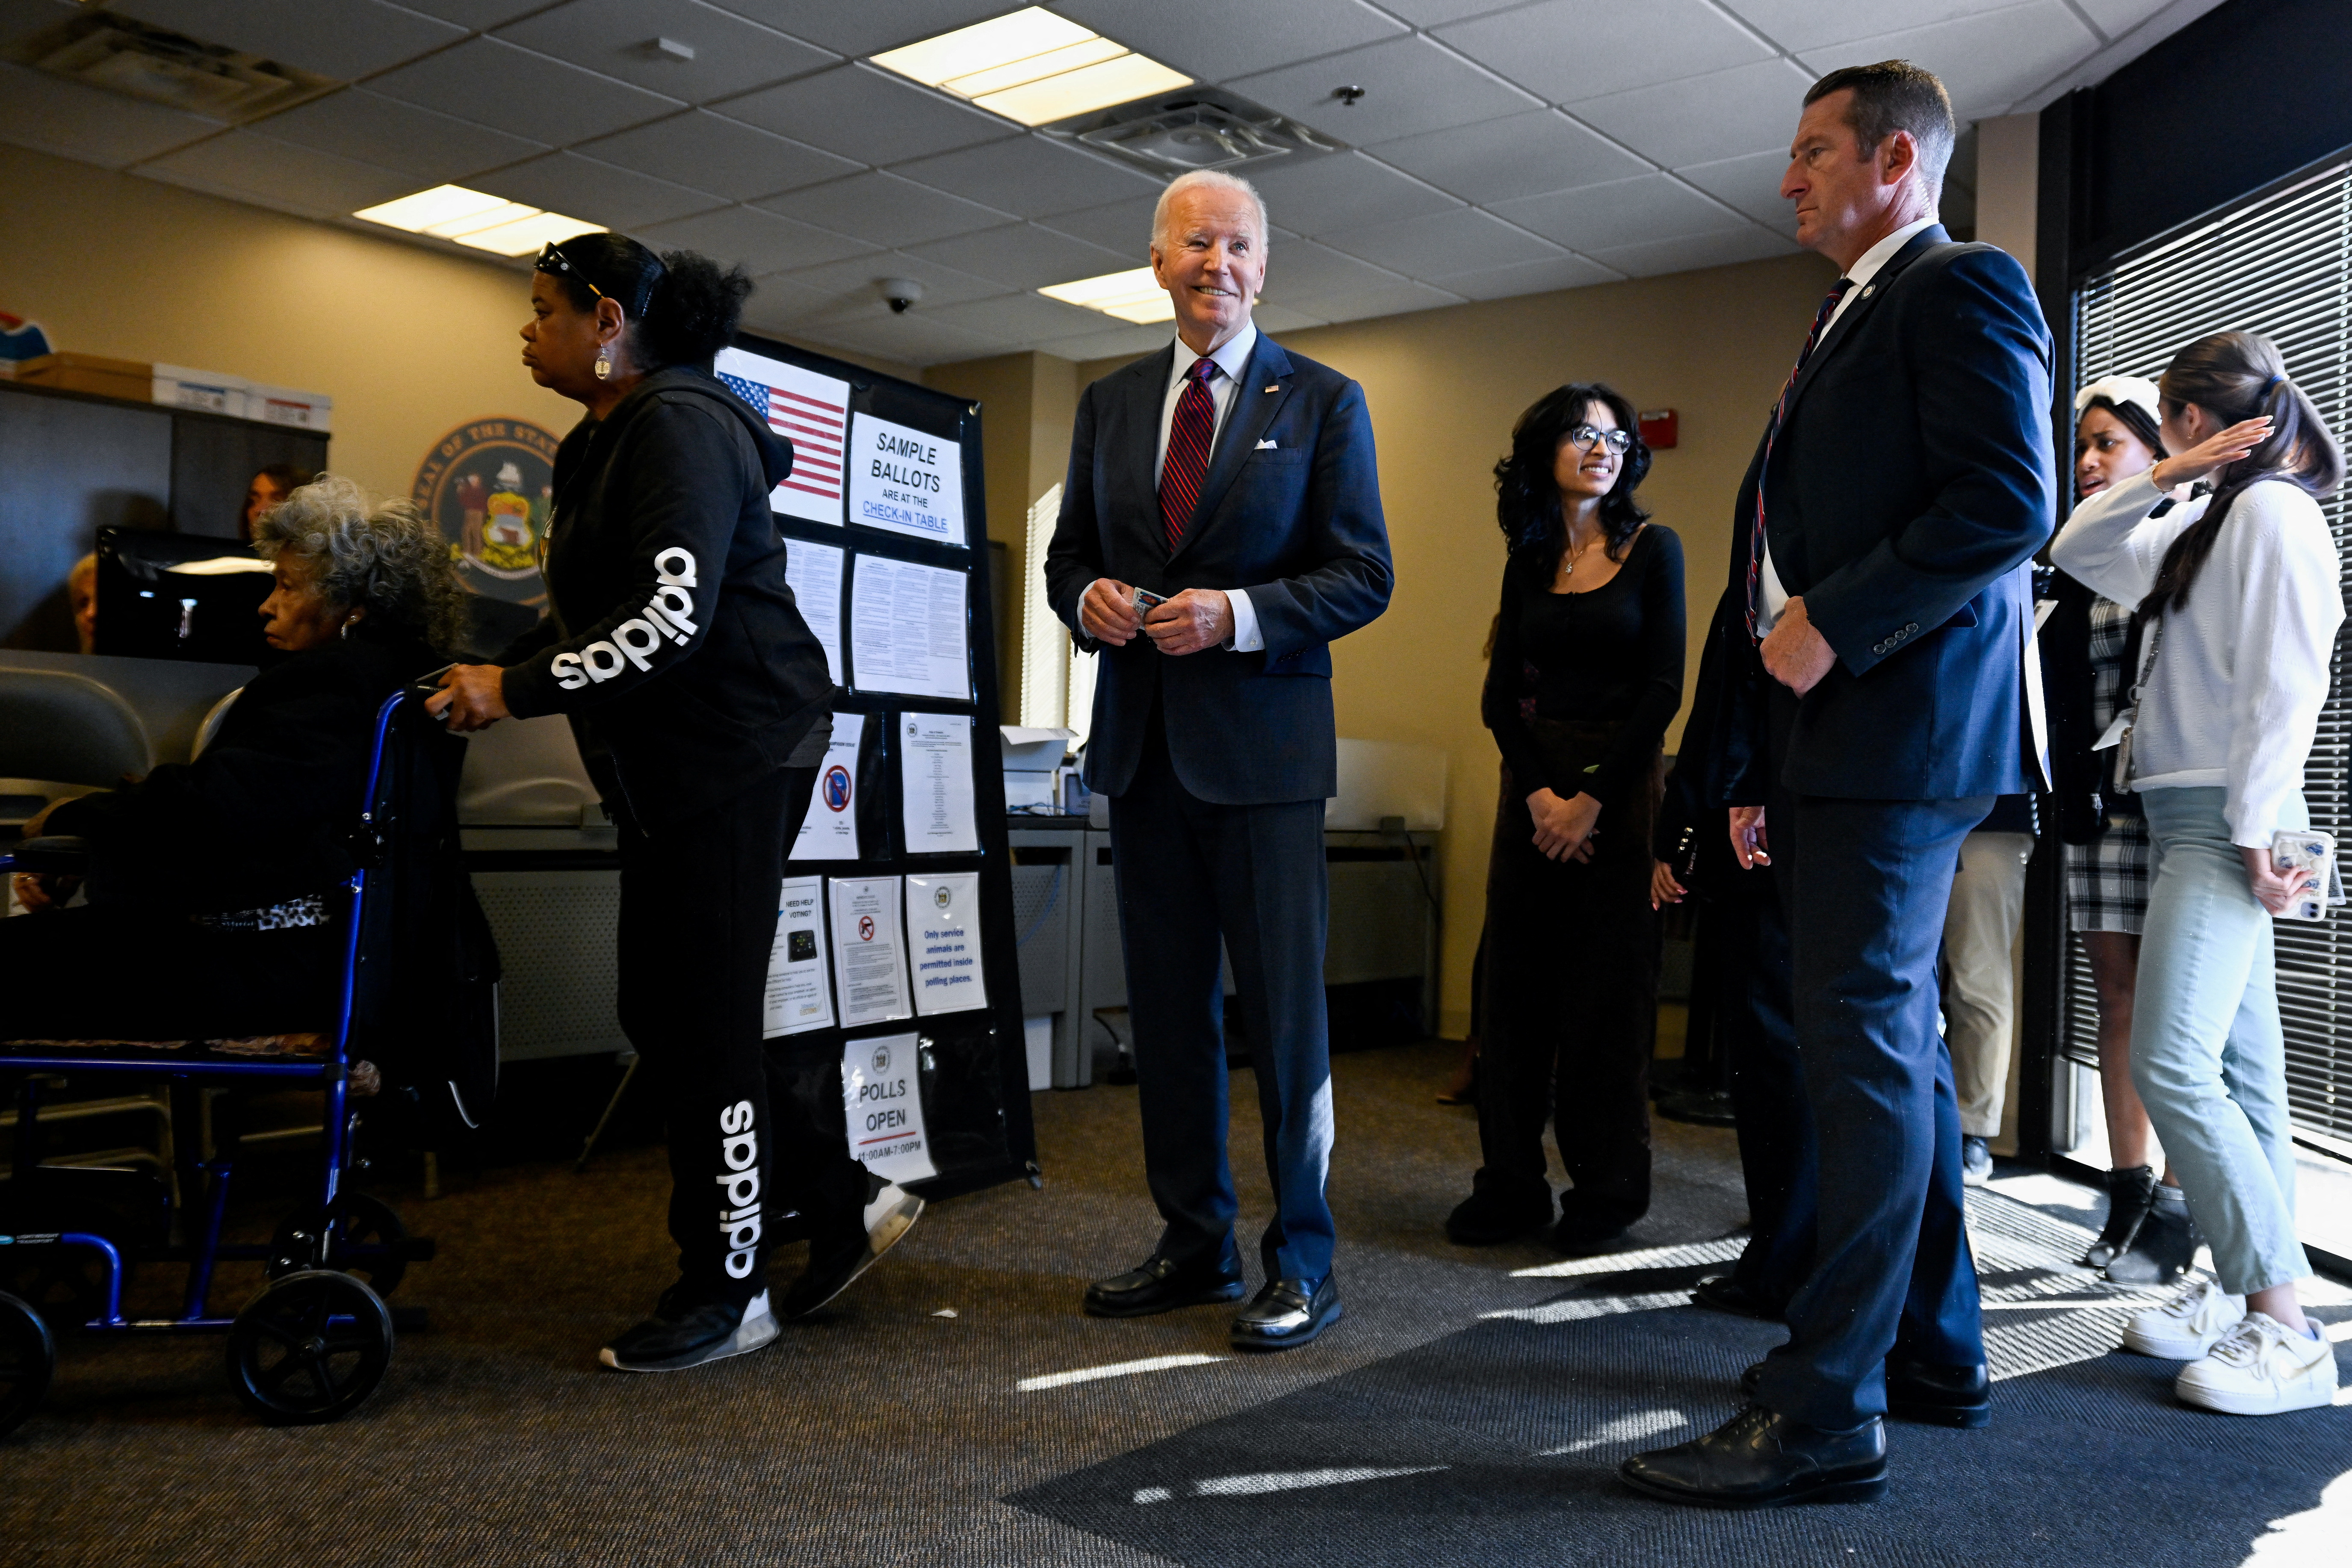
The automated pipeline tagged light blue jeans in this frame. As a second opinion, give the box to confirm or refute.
[2133,786,2309,1295]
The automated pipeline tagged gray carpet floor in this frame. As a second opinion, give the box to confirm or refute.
[4,1039,2347,1566]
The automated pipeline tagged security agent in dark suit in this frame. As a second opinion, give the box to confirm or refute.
[1043,170,1393,1351]
[1622,61,2054,1509]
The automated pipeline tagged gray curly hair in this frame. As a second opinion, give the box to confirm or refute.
[253,474,467,656]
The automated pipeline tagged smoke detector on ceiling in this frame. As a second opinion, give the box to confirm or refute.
[6,11,334,121]
[1043,87,1345,176]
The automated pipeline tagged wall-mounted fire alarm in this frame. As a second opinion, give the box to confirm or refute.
[1638,408,1678,449]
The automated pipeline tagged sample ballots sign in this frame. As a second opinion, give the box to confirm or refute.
[849,413,965,547]
[715,347,848,526]
[842,1033,934,1184]
[907,871,986,1016]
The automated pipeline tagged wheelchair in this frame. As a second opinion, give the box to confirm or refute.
[0,686,496,1435]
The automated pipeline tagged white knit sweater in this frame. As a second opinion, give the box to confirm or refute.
[2051,469,2342,846]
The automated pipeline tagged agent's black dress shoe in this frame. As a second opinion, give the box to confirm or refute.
[1444,1185,1551,1245]
[1620,1406,1886,1509]
[1230,1274,1341,1351]
[1550,1211,1630,1257]
[1739,1358,1990,1428]
[1084,1254,1246,1318]
[1690,1273,1781,1320]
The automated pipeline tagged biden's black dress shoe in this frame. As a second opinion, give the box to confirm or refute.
[1739,1357,1990,1428]
[1230,1274,1341,1351]
[1690,1272,1782,1320]
[1084,1253,1246,1318]
[1619,1406,1886,1509]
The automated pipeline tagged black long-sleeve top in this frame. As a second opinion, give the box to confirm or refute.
[1483,523,1686,804]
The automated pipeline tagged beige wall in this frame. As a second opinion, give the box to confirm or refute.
[1064,250,1840,1036]
[0,143,915,507]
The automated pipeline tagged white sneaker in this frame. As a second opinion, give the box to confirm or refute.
[2175,1313,2337,1415]
[2122,1278,2246,1358]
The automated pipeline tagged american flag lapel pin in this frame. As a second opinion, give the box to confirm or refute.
[1263,384,1277,393]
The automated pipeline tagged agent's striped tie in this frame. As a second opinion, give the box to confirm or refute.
[1160,356,1220,553]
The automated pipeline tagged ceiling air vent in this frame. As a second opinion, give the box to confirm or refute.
[6,12,334,121]
[1045,88,1344,176]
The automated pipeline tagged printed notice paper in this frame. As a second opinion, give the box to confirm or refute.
[849,555,968,700]
[783,537,844,685]
[841,1032,935,1184]
[715,347,849,526]
[829,875,911,1027]
[847,412,965,547]
[906,870,986,1016]
[762,876,833,1037]
[898,713,978,853]
[791,712,863,862]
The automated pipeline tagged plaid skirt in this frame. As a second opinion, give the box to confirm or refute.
[2065,814,2151,933]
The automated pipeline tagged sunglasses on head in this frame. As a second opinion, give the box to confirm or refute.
[533,242,607,304]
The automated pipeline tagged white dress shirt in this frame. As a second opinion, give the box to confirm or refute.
[1755,215,1940,635]
[1091,323,1266,651]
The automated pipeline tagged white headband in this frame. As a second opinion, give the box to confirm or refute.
[2074,374,2163,428]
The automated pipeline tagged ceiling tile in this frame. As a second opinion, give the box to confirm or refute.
[1491,172,1747,251]
[634,204,879,273]
[1245,152,1460,236]
[1725,0,2015,53]
[1365,110,1647,206]
[1437,0,1771,104]
[706,0,1027,59]
[889,135,1157,220]
[801,311,1009,368]
[1586,224,1801,277]
[2072,0,2179,38]
[1228,34,1541,146]
[1307,280,1464,324]
[109,0,463,82]
[255,88,548,181]
[1033,194,1159,255]
[1567,57,1814,170]
[1373,0,1529,22]
[1250,302,1329,332]
[396,0,545,25]
[0,59,222,168]
[901,223,1134,290]
[756,170,1010,248]
[1315,207,1561,278]
[739,274,848,333]
[476,150,727,229]
[1258,236,1409,304]
[922,290,1117,344]
[1675,148,1799,234]
[576,110,857,202]
[1795,2,2100,117]
[371,37,683,145]
[1438,253,1623,300]
[777,251,1012,310]
[1048,0,1405,86]
[715,63,1012,166]
[137,130,416,218]
[495,0,836,103]
[1049,323,1170,364]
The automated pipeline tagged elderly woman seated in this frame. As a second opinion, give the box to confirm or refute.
[4,476,465,1044]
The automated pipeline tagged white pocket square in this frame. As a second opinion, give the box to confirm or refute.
[1255,439,1277,449]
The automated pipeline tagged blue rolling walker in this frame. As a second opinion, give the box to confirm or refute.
[0,687,479,1433]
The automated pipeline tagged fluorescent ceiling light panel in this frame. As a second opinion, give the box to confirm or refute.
[352,183,599,257]
[1040,266,1176,324]
[872,7,1191,128]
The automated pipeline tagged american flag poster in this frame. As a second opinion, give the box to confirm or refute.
[715,346,850,526]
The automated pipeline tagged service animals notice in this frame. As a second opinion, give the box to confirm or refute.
[847,413,965,548]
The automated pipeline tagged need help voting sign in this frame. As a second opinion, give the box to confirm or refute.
[848,413,965,548]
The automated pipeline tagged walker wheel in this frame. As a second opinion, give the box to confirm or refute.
[0,1291,56,1438]
[268,1192,411,1296]
[225,1270,393,1424]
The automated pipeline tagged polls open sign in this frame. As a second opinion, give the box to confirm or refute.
[848,412,965,549]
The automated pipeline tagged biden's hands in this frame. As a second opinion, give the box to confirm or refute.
[1080,579,1143,646]
[1143,588,1233,656]
[427,664,512,732]
[1761,595,1836,696]
[1729,805,1770,870]
[1528,788,1600,863]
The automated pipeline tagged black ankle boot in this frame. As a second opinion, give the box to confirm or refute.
[2082,1165,2158,1270]
[2104,1184,2194,1285]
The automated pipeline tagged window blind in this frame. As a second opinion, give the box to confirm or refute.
[2073,155,2352,1157]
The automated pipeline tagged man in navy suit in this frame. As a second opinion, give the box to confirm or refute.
[1043,169,1392,1351]
[1623,61,2054,1508]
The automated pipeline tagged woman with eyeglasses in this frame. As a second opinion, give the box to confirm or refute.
[1446,383,1685,1254]
[427,234,919,1374]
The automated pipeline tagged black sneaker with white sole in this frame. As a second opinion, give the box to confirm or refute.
[778,1172,923,1320]
[600,1286,777,1373]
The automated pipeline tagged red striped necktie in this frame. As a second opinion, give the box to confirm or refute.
[1746,276,1854,641]
[1159,355,1220,553]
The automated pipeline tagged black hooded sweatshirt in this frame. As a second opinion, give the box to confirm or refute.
[500,366,833,831]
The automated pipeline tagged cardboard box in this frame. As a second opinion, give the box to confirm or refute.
[152,363,251,417]
[15,352,152,402]
[245,382,333,433]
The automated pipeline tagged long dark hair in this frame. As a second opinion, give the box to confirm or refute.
[2143,331,2343,614]
[1493,382,1652,574]
[546,232,753,371]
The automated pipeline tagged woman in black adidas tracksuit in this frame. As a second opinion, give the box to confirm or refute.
[429,233,919,1373]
